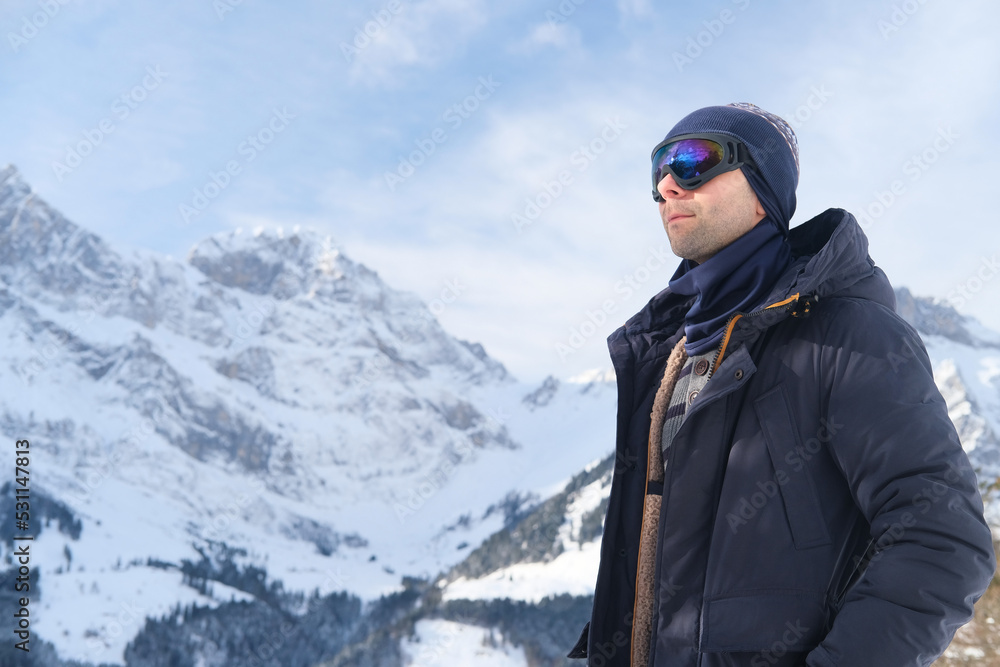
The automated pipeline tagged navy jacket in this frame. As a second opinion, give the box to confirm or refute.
[570,208,995,666]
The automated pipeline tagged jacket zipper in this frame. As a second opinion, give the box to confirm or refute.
[707,292,816,379]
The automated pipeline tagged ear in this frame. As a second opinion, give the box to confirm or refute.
[752,195,766,224]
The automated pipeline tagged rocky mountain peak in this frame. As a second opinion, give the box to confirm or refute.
[0,165,127,302]
[895,287,1000,350]
[0,164,30,202]
[187,226,361,300]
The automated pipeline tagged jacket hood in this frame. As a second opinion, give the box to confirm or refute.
[622,208,894,338]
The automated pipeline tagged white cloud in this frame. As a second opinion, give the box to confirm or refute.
[345,0,490,85]
[616,0,653,19]
[509,22,582,54]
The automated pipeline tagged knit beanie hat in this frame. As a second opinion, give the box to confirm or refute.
[660,102,800,235]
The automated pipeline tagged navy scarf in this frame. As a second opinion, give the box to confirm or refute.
[668,216,791,356]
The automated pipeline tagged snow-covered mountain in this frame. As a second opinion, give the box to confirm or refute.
[0,165,617,665]
[1,162,997,666]
[895,287,1000,491]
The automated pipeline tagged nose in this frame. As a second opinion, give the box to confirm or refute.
[656,172,685,201]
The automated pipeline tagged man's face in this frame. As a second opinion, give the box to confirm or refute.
[656,168,766,265]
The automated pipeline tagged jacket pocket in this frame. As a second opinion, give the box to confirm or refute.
[701,591,828,652]
[753,385,831,550]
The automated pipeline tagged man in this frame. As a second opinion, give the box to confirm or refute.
[567,103,996,666]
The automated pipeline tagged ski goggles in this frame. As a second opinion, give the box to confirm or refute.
[651,133,757,202]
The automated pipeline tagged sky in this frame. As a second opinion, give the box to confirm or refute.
[1,0,999,385]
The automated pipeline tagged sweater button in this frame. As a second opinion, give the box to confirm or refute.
[734,369,744,381]
[688,390,699,403]
[694,359,710,375]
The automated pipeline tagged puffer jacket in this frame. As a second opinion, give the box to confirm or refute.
[568,208,996,666]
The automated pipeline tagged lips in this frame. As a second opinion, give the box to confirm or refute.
[667,213,693,223]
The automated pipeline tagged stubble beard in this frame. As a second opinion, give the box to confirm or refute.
[662,191,760,264]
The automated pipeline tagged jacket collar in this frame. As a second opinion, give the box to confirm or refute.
[620,208,893,340]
